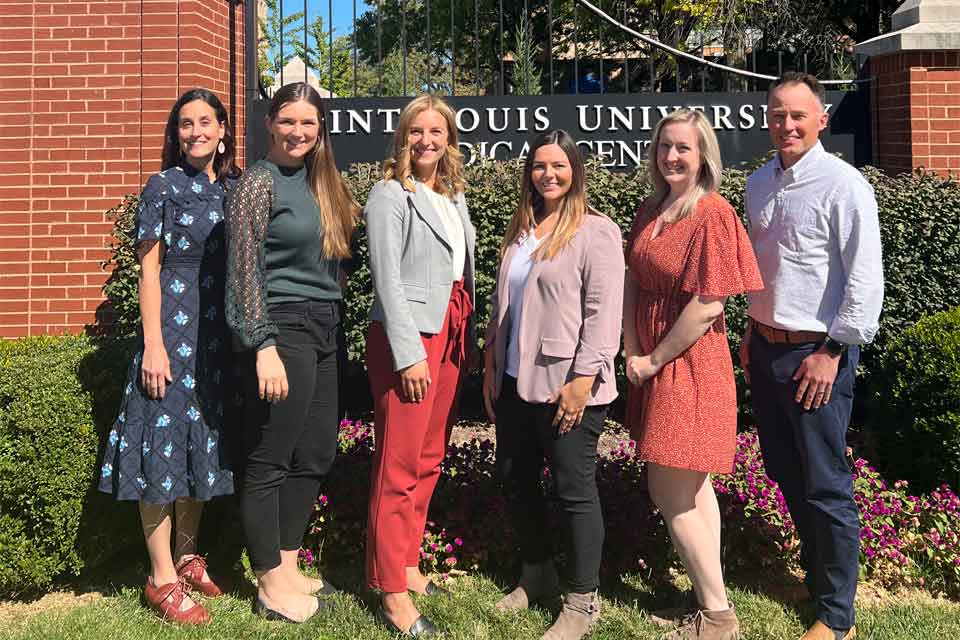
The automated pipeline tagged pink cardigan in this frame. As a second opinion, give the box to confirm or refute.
[486,213,625,406]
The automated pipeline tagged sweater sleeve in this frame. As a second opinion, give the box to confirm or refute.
[225,164,277,351]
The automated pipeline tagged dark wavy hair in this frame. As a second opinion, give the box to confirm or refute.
[161,88,240,184]
[266,82,359,259]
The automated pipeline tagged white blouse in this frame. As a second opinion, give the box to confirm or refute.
[423,187,466,282]
[505,232,541,378]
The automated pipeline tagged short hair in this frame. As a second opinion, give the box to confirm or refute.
[767,71,826,108]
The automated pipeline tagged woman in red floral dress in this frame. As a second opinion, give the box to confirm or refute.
[623,109,762,640]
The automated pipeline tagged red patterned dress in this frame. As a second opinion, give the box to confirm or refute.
[625,192,762,474]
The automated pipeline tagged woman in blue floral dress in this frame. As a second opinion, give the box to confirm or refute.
[98,88,240,625]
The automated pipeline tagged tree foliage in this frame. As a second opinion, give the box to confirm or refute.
[258,0,307,92]
[345,0,898,94]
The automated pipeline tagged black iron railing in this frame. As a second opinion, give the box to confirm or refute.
[245,0,867,101]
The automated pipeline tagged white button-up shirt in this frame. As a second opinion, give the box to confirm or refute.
[745,141,884,345]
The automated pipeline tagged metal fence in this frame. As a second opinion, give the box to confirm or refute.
[244,0,866,102]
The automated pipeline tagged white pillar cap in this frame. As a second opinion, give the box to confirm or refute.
[857,0,960,57]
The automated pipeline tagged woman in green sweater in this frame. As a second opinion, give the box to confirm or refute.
[225,82,359,623]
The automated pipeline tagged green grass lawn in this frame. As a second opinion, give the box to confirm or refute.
[4,569,959,640]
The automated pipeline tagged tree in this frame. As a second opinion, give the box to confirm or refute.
[347,0,899,96]
[512,14,542,95]
[290,15,376,97]
[258,0,306,93]
[351,0,539,94]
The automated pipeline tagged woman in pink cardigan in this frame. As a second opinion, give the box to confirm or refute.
[482,129,624,640]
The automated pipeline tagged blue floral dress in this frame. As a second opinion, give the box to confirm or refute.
[99,166,236,503]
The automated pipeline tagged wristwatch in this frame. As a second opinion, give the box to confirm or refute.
[823,336,848,356]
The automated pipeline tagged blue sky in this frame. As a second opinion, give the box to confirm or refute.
[302,0,372,38]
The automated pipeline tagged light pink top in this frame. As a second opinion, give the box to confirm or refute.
[486,213,625,406]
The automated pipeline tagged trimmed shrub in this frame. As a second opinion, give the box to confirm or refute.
[869,306,960,492]
[0,336,98,595]
[866,168,960,372]
[0,335,132,596]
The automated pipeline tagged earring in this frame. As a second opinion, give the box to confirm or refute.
[217,140,226,154]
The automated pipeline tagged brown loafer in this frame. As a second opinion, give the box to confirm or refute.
[800,620,856,640]
[176,555,223,598]
[144,577,211,625]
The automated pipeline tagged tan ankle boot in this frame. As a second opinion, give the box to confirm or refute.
[541,591,600,640]
[495,562,560,612]
[663,604,740,640]
[649,591,700,628]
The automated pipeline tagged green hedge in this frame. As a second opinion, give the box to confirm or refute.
[864,167,960,371]
[0,336,131,596]
[102,161,960,416]
[869,306,960,492]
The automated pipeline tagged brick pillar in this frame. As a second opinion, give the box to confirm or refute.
[858,0,960,177]
[0,0,246,338]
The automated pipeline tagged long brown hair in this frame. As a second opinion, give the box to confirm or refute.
[267,82,359,259]
[500,130,593,261]
[161,88,240,184]
[383,94,466,197]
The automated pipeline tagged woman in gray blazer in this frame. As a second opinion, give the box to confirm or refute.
[364,94,476,638]
[483,130,624,640]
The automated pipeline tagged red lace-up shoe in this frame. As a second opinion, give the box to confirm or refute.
[175,555,223,598]
[143,577,211,625]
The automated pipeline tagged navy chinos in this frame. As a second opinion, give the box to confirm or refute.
[749,333,860,631]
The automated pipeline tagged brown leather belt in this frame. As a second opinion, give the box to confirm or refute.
[749,318,826,345]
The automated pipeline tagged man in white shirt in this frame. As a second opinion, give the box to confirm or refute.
[741,72,884,640]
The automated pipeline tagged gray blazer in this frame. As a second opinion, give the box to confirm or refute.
[365,178,476,371]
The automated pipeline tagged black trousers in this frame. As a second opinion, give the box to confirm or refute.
[240,300,340,573]
[750,333,861,631]
[495,375,608,593]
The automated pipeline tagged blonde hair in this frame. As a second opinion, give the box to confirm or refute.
[267,82,359,259]
[500,129,595,262]
[644,108,723,221]
[383,94,466,198]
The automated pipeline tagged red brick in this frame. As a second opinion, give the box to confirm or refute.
[1,0,246,336]
[927,70,960,82]
[931,120,960,131]
[0,324,29,338]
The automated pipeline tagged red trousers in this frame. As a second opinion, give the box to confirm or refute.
[365,281,471,592]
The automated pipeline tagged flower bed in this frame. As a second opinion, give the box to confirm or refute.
[303,420,960,597]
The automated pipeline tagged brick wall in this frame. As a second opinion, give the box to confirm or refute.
[871,51,960,177]
[0,0,246,338]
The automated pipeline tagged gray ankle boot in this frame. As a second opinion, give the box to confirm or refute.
[541,590,601,640]
[495,561,560,612]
